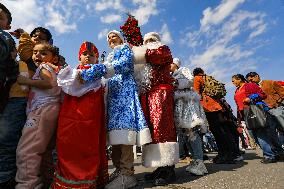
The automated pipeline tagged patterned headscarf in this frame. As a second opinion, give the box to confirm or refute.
[78,41,99,62]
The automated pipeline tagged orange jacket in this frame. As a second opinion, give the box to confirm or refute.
[260,80,284,108]
[193,75,223,112]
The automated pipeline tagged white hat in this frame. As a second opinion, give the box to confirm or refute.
[107,30,125,43]
[143,32,161,44]
[173,58,181,67]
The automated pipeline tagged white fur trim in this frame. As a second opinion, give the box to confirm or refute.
[173,58,181,67]
[108,130,136,145]
[145,41,163,50]
[191,117,205,128]
[57,65,101,97]
[107,30,124,43]
[142,142,179,168]
[136,128,152,146]
[101,77,108,119]
[132,46,147,64]
[174,90,200,100]
[104,63,115,79]
[143,32,161,44]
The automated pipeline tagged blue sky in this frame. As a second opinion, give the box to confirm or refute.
[3,0,284,111]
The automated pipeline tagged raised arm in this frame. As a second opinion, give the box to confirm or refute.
[80,64,107,82]
[17,66,53,89]
[111,44,134,75]
[17,32,34,62]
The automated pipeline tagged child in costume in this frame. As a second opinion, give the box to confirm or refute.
[51,41,108,189]
[15,42,61,189]
[171,58,208,176]
[80,30,152,189]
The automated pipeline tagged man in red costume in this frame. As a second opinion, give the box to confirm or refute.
[140,32,178,186]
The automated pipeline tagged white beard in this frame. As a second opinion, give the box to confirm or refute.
[145,41,164,50]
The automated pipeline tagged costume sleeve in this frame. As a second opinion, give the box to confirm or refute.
[81,64,107,82]
[111,44,134,75]
[145,45,172,66]
[17,32,34,62]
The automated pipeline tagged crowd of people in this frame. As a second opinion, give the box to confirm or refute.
[0,3,284,189]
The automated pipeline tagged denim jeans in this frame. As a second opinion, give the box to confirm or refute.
[0,97,27,183]
[266,111,284,155]
[177,129,190,158]
[278,131,284,146]
[188,133,203,160]
[252,127,275,159]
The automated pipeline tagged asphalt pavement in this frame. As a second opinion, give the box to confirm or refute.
[108,149,284,189]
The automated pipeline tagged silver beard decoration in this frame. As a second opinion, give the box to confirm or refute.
[134,63,153,94]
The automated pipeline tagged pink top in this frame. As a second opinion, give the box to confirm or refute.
[27,64,61,113]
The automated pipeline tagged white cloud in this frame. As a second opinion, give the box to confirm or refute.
[45,3,76,33]
[183,2,268,83]
[95,0,124,12]
[94,0,159,25]
[2,0,43,32]
[160,23,172,44]
[248,23,266,39]
[181,31,201,48]
[200,0,245,31]
[131,0,158,25]
[100,14,122,24]
[3,0,86,34]
[4,0,160,35]
[190,44,225,68]
[98,28,109,40]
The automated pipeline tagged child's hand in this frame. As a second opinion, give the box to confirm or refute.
[9,28,25,39]
[77,73,85,84]
[43,62,59,71]
[243,97,250,103]
[17,75,30,85]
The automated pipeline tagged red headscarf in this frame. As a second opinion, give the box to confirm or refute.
[78,41,99,61]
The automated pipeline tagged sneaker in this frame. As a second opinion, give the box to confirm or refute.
[105,174,137,189]
[234,155,244,162]
[186,159,206,176]
[261,158,277,164]
[275,152,284,161]
[109,169,121,183]
[0,179,16,189]
[201,161,208,174]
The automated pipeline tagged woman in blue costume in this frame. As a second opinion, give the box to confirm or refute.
[80,30,152,189]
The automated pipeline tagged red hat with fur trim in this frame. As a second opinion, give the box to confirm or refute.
[78,41,99,61]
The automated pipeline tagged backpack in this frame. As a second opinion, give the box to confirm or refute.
[202,75,227,99]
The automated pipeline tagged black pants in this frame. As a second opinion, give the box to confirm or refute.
[205,111,239,159]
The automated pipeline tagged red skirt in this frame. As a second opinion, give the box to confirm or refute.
[51,88,108,189]
[141,84,176,144]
